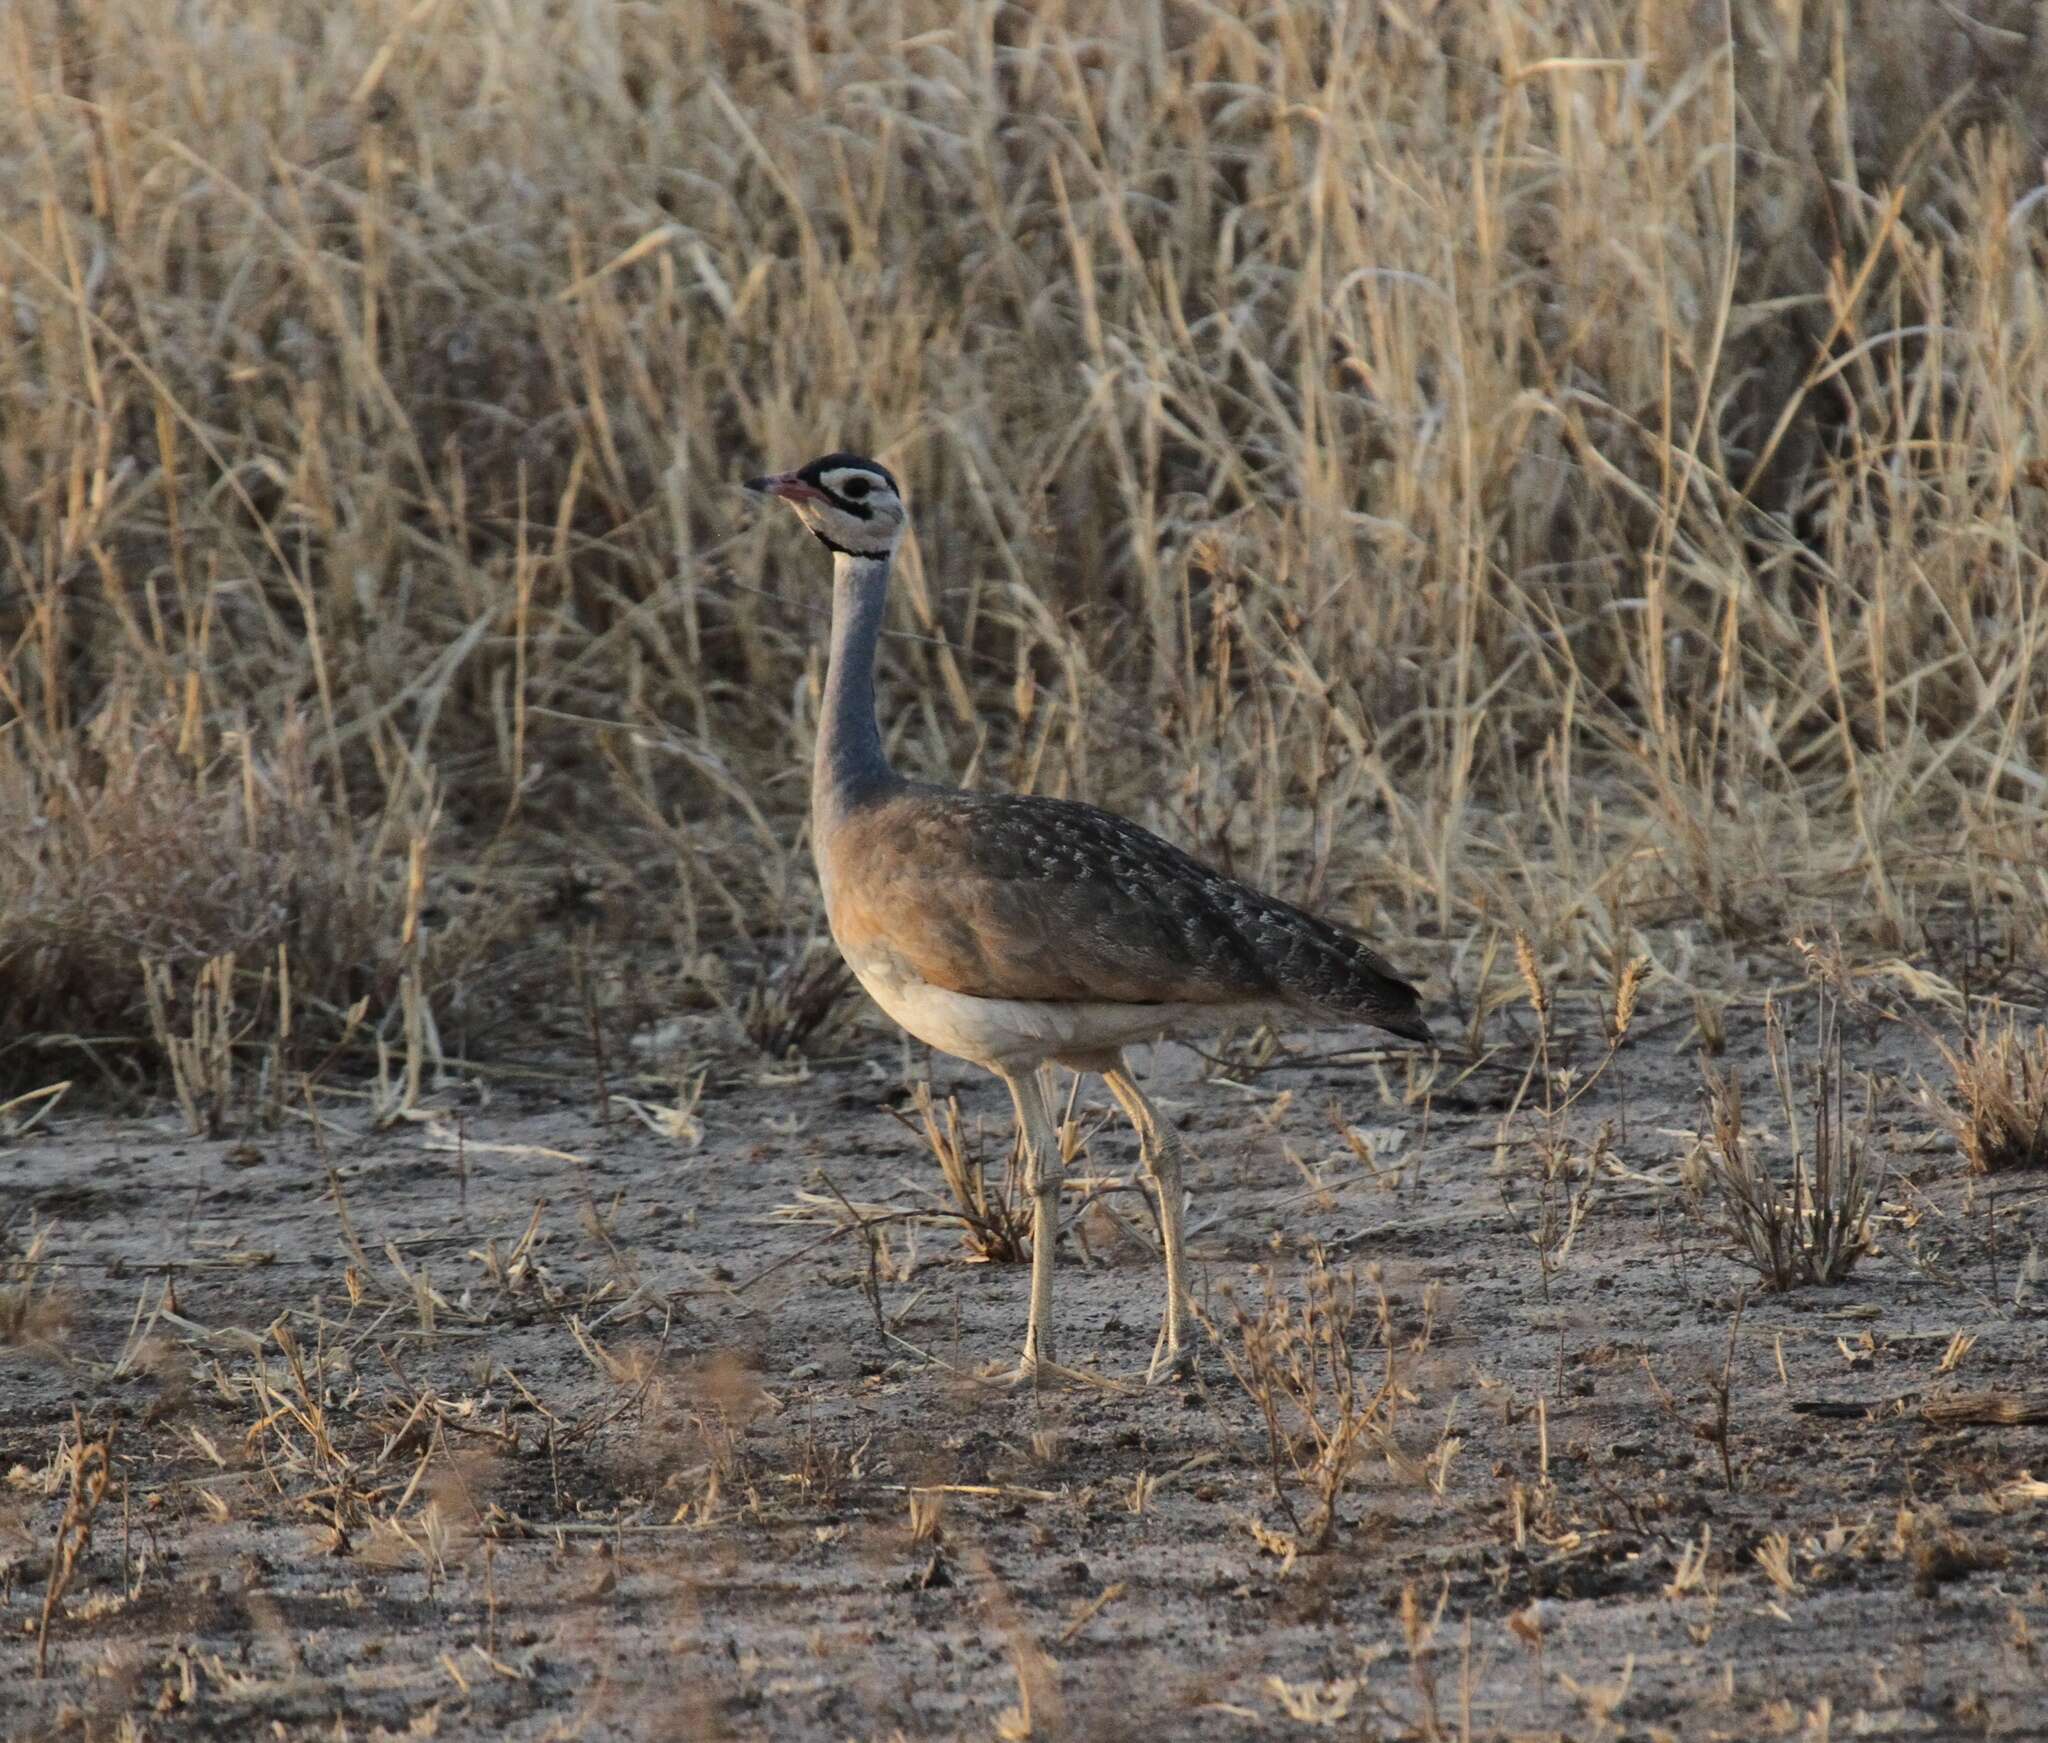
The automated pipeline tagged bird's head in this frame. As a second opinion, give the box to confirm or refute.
[745,452,905,560]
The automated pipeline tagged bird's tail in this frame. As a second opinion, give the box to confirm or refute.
[1249,898,1433,1046]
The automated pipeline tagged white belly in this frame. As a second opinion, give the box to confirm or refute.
[842,947,1236,1073]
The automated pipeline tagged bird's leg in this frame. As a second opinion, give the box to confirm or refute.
[1001,1067,1066,1380]
[1103,1064,1192,1381]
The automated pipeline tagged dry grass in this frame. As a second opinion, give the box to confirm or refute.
[1689,990,1883,1289]
[0,1223,65,1349]
[1934,1012,2048,1174]
[34,1409,114,1677]
[1202,1249,1449,1553]
[3,0,2046,1085]
[4,966,2046,1733]
[0,705,461,1094]
[896,1080,1032,1265]
[731,937,856,1060]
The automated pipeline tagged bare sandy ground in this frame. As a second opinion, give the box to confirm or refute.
[3,993,2045,1740]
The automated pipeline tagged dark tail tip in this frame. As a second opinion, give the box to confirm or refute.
[1381,1006,1437,1048]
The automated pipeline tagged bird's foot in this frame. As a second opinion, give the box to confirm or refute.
[1143,1342,1201,1387]
[980,1355,1133,1394]
[1143,1314,1202,1386]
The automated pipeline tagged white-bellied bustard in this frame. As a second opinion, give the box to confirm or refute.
[747,452,1433,1384]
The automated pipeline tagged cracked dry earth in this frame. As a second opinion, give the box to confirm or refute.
[3,994,2046,1741]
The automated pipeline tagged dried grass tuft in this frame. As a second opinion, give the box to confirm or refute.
[734,943,855,1060]
[1690,992,1884,1291]
[0,1225,67,1350]
[1933,1015,2048,1176]
[901,1082,1031,1265]
[0,709,485,1093]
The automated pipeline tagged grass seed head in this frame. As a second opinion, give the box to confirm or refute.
[1613,956,1650,1042]
[1515,934,1551,1023]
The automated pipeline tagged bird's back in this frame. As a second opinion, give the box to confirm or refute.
[818,786,1430,1044]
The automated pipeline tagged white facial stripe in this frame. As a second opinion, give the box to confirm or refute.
[822,469,889,500]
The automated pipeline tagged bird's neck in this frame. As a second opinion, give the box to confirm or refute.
[814,548,898,835]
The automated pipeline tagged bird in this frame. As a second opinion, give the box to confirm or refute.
[745,450,1432,1385]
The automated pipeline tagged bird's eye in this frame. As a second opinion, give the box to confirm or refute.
[841,477,872,500]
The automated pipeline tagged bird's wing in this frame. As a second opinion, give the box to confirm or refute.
[822,789,1429,1039]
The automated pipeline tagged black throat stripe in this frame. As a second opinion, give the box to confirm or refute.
[812,528,890,560]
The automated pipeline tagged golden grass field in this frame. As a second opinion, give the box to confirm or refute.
[5,1,2048,1737]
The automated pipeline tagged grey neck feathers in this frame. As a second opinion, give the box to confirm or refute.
[814,549,899,828]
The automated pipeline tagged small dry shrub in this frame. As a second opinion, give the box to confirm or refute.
[1689,991,1883,1290]
[1201,1249,1405,1551]
[0,711,467,1095]
[1933,1014,2048,1175]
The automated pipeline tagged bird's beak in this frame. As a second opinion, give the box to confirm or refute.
[744,470,827,505]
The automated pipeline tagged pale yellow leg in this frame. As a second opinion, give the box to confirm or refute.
[1103,1063,1191,1380]
[1000,1067,1065,1378]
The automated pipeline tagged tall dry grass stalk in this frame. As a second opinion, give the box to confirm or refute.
[4,2,2047,1078]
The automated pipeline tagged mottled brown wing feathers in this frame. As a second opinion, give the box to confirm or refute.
[822,790,1430,1041]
